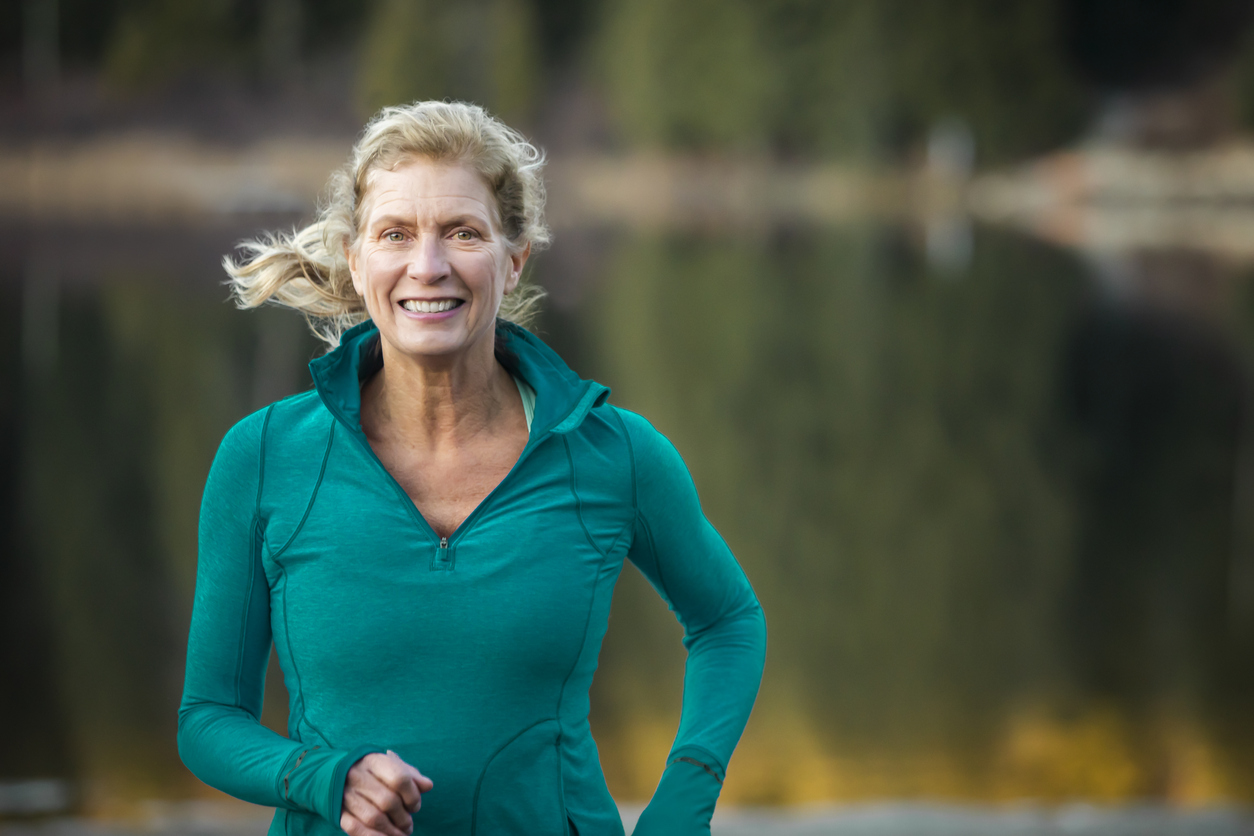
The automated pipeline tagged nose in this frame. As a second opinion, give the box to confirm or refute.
[406,233,450,284]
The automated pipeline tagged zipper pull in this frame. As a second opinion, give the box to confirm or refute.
[432,536,452,571]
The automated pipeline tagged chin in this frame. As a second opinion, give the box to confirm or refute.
[385,327,474,360]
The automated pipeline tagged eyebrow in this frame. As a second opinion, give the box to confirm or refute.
[369,213,490,229]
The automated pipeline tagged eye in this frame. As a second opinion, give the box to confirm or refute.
[384,230,406,243]
[453,229,477,241]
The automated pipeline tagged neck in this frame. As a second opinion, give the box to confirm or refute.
[361,331,516,450]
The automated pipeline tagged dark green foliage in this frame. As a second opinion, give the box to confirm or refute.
[596,0,1089,161]
[356,0,539,123]
[10,0,1093,162]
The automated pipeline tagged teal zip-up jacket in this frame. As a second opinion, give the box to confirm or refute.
[178,320,766,836]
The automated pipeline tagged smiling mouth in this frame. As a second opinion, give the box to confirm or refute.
[401,299,464,313]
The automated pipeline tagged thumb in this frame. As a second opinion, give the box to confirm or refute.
[387,750,435,793]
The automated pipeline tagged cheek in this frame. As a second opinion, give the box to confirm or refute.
[484,250,512,287]
[361,250,403,291]
[452,251,507,295]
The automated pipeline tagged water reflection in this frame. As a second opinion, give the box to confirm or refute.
[578,228,1254,804]
[3,218,1253,810]
[4,252,317,807]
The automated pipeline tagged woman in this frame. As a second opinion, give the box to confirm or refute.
[178,101,766,836]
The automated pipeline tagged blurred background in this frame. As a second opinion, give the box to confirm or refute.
[7,0,1254,832]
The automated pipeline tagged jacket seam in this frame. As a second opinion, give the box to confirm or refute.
[553,539,616,727]
[276,563,332,747]
[271,419,337,561]
[607,408,638,514]
[634,511,674,604]
[554,434,619,802]
[562,436,607,559]
[471,718,556,836]
[234,405,275,709]
[604,517,634,557]
[551,385,607,435]
[234,518,262,709]
[335,417,439,546]
[256,405,274,518]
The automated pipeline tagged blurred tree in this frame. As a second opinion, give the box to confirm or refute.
[757,1,889,159]
[597,0,775,150]
[23,0,60,95]
[57,0,124,68]
[88,0,368,91]
[104,0,243,87]
[532,0,596,70]
[357,0,540,124]
[260,0,304,87]
[596,0,1086,162]
[880,0,1088,162]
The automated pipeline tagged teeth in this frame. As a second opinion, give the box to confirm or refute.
[402,299,460,313]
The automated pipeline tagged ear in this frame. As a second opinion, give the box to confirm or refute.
[345,238,364,297]
[505,242,530,295]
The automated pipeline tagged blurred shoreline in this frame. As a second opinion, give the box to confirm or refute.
[3,799,1253,836]
[9,132,1254,266]
[0,133,925,228]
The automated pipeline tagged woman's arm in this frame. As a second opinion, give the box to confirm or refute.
[617,409,768,836]
[178,411,383,826]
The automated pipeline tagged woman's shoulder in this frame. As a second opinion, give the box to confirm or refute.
[590,404,690,479]
[214,389,331,464]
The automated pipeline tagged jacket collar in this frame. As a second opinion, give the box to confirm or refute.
[308,319,609,440]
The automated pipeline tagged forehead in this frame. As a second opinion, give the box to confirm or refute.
[362,158,496,221]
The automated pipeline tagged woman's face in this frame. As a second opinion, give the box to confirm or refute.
[348,157,528,364]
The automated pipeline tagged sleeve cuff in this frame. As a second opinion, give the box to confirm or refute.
[631,747,725,835]
[276,743,386,827]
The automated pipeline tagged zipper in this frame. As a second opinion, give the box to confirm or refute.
[335,418,547,569]
[433,536,451,570]
[321,380,599,569]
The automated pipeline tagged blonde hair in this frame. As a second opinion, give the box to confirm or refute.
[225,101,551,348]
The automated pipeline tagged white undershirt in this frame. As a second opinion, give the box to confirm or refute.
[513,376,535,434]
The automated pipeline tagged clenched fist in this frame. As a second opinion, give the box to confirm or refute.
[340,750,434,836]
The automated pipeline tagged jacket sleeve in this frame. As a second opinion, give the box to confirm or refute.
[617,409,767,836]
[177,409,382,826]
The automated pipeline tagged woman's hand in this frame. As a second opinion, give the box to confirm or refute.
[340,750,434,836]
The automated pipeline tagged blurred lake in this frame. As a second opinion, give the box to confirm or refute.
[7,0,1254,828]
[6,170,1254,820]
